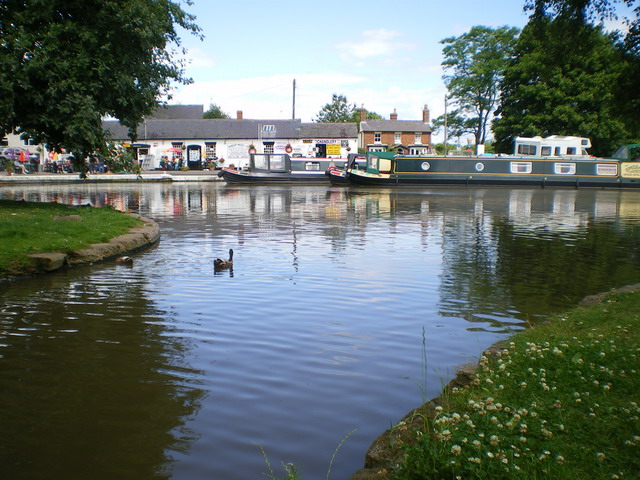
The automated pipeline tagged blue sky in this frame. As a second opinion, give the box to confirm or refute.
[171,0,532,135]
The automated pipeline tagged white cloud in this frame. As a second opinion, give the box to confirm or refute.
[181,46,217,69]
[337,29,415,65]
[171,72,366,121]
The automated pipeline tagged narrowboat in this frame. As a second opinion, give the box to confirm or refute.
[218,153,347,184]
[325,153,372,186]
[346,136,640,189]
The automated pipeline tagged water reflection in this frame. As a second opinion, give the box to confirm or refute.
[2,184,640,480]
[0,265,206,479]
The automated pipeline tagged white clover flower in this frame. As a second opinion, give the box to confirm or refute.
[451,445,462,456]
[596,452,606,462]
[490,435,500,446]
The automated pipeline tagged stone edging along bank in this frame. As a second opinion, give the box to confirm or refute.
[4,215,160,281]
[348,283,640,480]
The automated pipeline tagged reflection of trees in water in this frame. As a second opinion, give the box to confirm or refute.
[436,190,640,327]
[0,274,205,480]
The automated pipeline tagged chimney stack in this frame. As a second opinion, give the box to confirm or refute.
[422,104,430,123]
[390,108,398,120]
[359,104,366,122]
[237,110,243,120]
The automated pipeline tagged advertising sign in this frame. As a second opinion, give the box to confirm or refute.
[621,163,640,178]
[326,144,341,155]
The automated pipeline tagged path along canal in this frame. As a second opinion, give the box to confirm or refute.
[1,183,640,480]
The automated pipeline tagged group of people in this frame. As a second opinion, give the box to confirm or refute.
[159,156,183,170]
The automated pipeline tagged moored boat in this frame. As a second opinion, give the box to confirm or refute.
[218,153,347,185]
[325,153,371,186]
[346,136,640,189]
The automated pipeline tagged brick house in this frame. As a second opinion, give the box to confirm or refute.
[359,105,433,155]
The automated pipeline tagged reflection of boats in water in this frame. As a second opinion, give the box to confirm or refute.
[218,153,346,185]
[346,137,640,189]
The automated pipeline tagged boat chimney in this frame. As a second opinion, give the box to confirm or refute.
[422,104,430,123]
[237,110,243,120]
[390,108,398,120]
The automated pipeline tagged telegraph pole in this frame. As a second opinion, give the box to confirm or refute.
[443,94,448,156]
[292,79,296,119]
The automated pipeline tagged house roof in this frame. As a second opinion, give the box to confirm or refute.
[300,122,358,139]
[148,104,204,120]
[361,120,432,133]
[103,119,304,141]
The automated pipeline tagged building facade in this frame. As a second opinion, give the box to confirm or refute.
[359,105,433,155]
[103,106,358,169]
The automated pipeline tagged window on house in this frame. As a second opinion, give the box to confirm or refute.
[263,143,274,154]
[415,133,422,144]
[205,143,217,159]
[374,132,381,143]
[394,132,402,144]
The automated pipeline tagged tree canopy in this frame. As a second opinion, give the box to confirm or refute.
[315,94,355,123]
[493,5,635,155]
[438,25,520,146]
[203,103,230,119]
[0,0,200,169]
[523,0,640,136]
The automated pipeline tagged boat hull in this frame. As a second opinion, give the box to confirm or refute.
[218,168,329,185]
[325,168,350,186]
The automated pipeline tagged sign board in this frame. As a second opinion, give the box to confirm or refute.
[326,144,341,155]
[621,163,640,178]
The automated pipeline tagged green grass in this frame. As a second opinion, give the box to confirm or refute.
[394,291,640,480]
[0,199,142,277]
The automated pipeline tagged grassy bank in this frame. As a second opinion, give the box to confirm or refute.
[0,200,141,277]
[394,290,640,480]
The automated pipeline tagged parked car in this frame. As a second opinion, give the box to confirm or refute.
[0,147,39,162]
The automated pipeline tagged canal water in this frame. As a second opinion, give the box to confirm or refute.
[1,183,640,480]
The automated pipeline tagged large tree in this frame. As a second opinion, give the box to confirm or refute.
[0,0,200,171]
[523,0,640,137]
[438,25,520,146]
[315,94,355,123]
[203,103,230,119]
[493,14,629,155]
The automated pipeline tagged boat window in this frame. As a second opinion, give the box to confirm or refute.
[368,156,379,169]
[421,162,431,171]
[596,164,618,176]
[554,163,576,175]
[510,162,532,174]
[269,155,286,171]
[567,147,577,155]
[379,158,392,173]
[253,155,269,170]
[541,146,552,156]
[554,147,562,156]
[475,162,484,172]
[305,162,320,171]
[517,144,537,156]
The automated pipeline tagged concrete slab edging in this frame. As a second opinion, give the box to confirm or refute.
[5,215,160,281]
